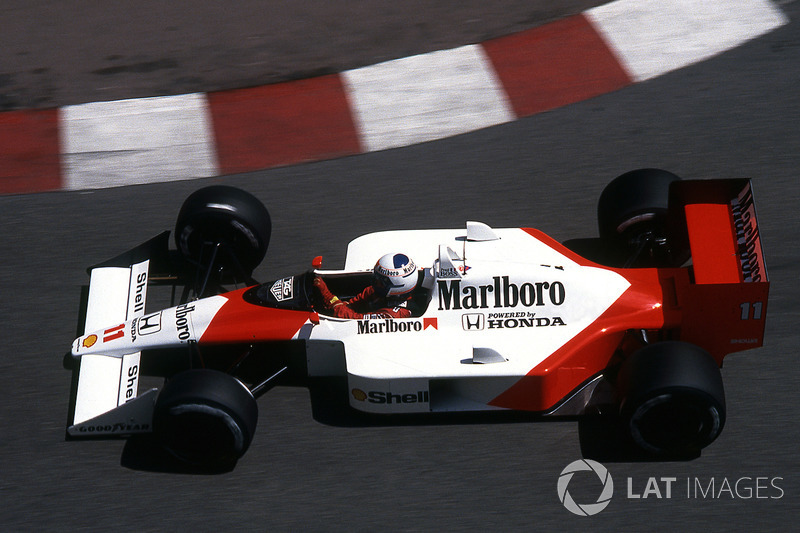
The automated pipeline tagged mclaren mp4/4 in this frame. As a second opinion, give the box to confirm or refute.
[65,169,768,467]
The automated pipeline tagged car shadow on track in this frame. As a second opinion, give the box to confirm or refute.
[117,380,700,474]
[578,414,701,463]
[120,435,238,474]
[310,378,701,463]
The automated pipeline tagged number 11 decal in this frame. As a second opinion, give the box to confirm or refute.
[740,302,763,320]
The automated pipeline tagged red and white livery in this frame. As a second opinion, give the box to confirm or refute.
[65,171,769,468]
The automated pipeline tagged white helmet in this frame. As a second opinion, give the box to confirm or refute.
[373,253,417,297]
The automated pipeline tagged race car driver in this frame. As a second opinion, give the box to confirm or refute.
[314,253,419,319]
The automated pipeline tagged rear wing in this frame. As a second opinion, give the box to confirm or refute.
[65,233,170,438]
[668,179,769,361]
[671,179,767,284]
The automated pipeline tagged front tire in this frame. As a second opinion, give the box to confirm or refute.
[618,342,725,457]
[175,185,271,278]
[153,370,258,467]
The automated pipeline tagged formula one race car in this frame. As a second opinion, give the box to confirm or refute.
[65,169,768,468]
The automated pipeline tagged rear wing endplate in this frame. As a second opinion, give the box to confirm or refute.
[669,179,769,359]
[670,179,767,284]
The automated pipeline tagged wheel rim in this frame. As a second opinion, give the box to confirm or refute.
[174,185,271,275]
[158,403,247,465]
[629,393,722,455]
[178,218,264,271]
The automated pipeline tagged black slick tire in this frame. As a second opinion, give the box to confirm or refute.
[153,369,258,467]
[618,341,725,457]
[174,185,271,276]
[597,168,685,266]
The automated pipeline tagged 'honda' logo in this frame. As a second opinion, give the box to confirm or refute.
[137,312,162,335]
[462,313,485,330]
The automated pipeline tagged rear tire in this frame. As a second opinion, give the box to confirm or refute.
[597,169,685,267]
[154,369,258,467]
[618,342,725,457]
[175,185,271,277]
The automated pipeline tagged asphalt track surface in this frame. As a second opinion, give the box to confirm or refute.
[2,0,601,110]
[1,1,799,531]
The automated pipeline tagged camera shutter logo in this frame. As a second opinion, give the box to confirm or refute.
[557,459,614,516]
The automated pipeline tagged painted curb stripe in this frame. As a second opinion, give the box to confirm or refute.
[208,75,361,174]
[586,0,790,82]
[483,14,633,118]
[0,109,61,194]
[0,0,788,195]
[342,45,514,153]
[60,93,217,191]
